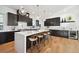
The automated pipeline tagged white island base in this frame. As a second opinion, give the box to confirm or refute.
[15,30,49,53]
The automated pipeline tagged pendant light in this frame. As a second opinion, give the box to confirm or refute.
[18,6,27,15]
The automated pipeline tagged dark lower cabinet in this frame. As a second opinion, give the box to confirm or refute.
[7,32,14,42]
[0,32,14,44]
[0,32,8,44]
[49,30,68,38]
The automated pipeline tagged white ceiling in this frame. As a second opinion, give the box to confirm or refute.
[4,5,69,10]
[4,5,70,13]
[3,5,75,19]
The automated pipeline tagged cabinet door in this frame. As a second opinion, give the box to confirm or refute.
[44,21,50,26]
[7,12,18,26]
[7,32,14,42]
[0,32,14,44]
[36,20,39,26]
[19,15,28,22]
[13,14,18,26]
[19,15,24,22]
[27,18,32,26]
[54,19,60,26]
[0,32,8,44]
[46,17,60,26]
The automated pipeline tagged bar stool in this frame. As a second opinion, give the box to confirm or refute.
[43,32,49,46]
[37,33,43,44]
[29,36,38,52]
[47,31,52,42]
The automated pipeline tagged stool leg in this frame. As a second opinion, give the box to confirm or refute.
[36,40,40,52]
[31,42,33,47]
[44,39,46,46]
[36,40,38,46]
[49,35,51,42]
[39,38,40,44]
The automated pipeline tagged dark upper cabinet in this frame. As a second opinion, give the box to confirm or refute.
[27,18,33,26]
[18,14,33,26]
[44,21,50,26]
[36,20,39,26]
[19,15,27,22]
[18,14,31,22]
[7,12,18,26]
[44,17,60,26]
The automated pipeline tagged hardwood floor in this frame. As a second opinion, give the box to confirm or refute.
[0,36,79,53]
[27,36,79,53]
[0,41,16,53]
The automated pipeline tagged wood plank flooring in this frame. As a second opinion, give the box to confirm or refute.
[0,41,16,53]
[27,36,79,53]
[0,36,79,53]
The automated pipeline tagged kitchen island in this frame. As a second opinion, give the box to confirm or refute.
[15,29,49,53]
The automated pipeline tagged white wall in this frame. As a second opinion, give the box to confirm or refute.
[22,5,69,29]
[0,6,16,30]
[5,5,72,30]
[49,5,79,30]
[24,5,78,30]
[2,5,79,30]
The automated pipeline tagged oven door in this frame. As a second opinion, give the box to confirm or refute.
[69,31,78,40]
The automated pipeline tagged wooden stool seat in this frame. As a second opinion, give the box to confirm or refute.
[29,37,37,42]
[38,35,43,38]
[28,36,38,52]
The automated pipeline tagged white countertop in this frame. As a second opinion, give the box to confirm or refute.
[48,26,79,31]
[0,28,78,32]
[0,30,19,32]
[49,28,78,31]
[16,29,49,36]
